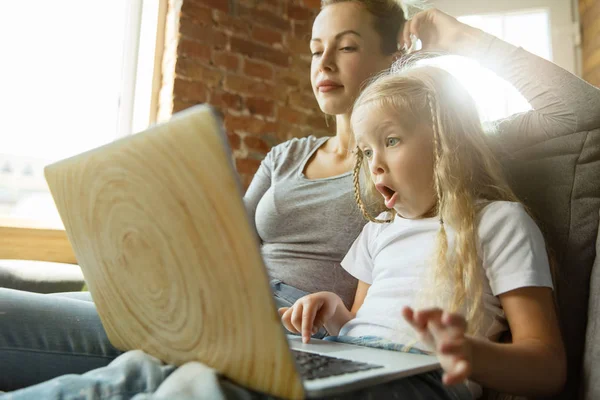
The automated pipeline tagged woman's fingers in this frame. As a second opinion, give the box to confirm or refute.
[401,19,412,51]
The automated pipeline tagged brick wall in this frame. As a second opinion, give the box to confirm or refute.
[580,0,600,86]
[158,0,331,188]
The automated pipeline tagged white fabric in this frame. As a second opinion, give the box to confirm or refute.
[339,201,553,347]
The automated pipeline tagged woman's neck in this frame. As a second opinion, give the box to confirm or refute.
[332,114,354,155]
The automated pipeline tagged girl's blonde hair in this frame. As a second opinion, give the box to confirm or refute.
[320,0,409,55]
[351,64,521,334]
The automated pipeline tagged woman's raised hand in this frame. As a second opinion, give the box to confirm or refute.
[279,292,342,343]
[401,8,484,56]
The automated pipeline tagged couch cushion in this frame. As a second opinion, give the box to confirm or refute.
[583,210,600,400]
[0,260,84,293]
[493,127,600,399]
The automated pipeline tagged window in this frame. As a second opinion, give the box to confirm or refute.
[0,0,164,227]
[424,0,577,122]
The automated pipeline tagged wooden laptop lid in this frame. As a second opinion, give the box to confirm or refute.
[44,105,304,399]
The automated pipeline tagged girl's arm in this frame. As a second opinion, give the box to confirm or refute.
[468,287,566,396]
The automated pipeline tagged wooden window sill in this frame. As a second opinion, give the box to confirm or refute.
[0,218,77,264]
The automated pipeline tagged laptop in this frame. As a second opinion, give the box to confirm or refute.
[44,105,439,399]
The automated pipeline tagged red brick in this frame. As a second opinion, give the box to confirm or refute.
[172,99,199,114]
[278,107,306,124]
[173,78,208,102]
[238,173,251,189]
[246,97,275,117]
[180,2,213,24]
[230,37,289,67]
[224,74,276,98]
[236,158,262,174]
[213,10,252,36]
[210,90,243,111]
[252,26,283,46]
[189,0,229,13]
[225,114,279,135]
[256,0,282,13]
[276,69,303,86]
[243,59,274,80]
[177,38,211,61]
[175,58,223,86]
[228,132,241,150]
[306,114,330,130]
[286,36,311,55]
[293,20,313,40]
[239,5,290,31]
[244,136,270,153]
[276,123,305,141]
[213,51,241,72]
[179,17,228,49]
[302,0,322,9]
[289,91,318,111]
[288,5,316,21]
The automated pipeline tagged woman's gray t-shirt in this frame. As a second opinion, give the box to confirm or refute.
[243,136,365,308]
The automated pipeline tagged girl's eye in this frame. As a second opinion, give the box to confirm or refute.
[362,149,373,159]
[311,51,323,57]
[386,137,401,147]
[340,46,357,52]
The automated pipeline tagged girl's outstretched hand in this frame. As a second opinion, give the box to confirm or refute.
[279,292,342,344]
[402,306,473,385]
[401,8,484,57]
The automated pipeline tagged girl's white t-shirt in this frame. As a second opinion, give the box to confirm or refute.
[339,201,553,347]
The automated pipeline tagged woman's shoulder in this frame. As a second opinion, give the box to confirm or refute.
[270,135,329,156]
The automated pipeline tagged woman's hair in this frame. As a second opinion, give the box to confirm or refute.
[320,0,408,55]
[350,64,522,334]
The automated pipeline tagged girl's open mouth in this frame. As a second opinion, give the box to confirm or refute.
[375,184,398,209]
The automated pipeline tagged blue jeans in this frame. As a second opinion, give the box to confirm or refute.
[0,280,319,391]
[2,337,472,400]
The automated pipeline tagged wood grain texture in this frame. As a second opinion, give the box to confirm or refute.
[44,105,304,399]
[0,221,77,264]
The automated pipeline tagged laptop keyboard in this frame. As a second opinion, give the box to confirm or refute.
[292,350,384,381]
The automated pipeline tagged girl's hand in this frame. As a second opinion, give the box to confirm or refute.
[401,8,484,57]
[279,292,342,343]
[403,306,473,385]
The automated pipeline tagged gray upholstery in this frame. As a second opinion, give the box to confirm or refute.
[493,127,600,399]
[583,210,600,400]
[0,260,84,293]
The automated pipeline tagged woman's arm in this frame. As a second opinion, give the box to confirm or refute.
[404,9,600,149]
[461,26,600,147]
[242,152,274,239]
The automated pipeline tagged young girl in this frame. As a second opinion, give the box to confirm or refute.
[280,14,566,400]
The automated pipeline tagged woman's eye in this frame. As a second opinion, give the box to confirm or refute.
[362,149,373,159]
[340,46,357,52]
[386,137,400,147]
[311,51,323,57]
